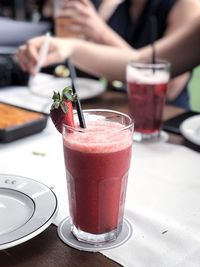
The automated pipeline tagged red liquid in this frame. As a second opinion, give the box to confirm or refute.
[63,121,132,235]
[127,81,167,134]
[63,146,131,234]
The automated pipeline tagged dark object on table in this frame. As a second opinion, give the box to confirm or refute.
[0,55,29,87]
[163,110,200,135]
[0,102,48,142]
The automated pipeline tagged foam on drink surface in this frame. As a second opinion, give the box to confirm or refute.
[127,66,169,84]
[63,117,132,153]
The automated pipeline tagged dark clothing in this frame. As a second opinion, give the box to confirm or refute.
[108,0,176,48]
[166,78,191,110]
[92,0,176,47]
[92,0,191,109]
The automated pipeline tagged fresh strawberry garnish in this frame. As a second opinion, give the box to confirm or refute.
[50,87,76,133]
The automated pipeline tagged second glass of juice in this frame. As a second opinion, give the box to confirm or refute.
[62,109,133,244]
[54,0,79,38]
[126,59,170,141]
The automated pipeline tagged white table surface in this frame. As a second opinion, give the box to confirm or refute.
[0,88,200,267]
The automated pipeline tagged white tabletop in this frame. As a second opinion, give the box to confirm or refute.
[0,103,200,267]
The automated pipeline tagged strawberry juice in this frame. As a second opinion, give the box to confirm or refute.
[127,60,170,141]
[62,110,133,244]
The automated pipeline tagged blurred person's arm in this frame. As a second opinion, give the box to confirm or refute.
[16,16,200,81]
[52,0,200,103]
[138,16,200,79]
[164,0,200,35]
[161,0,200,101]
[61,0,131,48]
[17,36,136,77]
[71,16,200,80]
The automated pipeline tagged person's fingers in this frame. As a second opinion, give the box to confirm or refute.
[64,1,89,17]
[79,0,91,6]
[28,36,56,74]
[66,7,97,29]
[16,46,26,71]
[67,0,89,7]
[16,45,32,73]
[26,42,38,65]
[17,36,48,75]
[17,36,72,73]
[69,24,82,33]
[63,0,87,8]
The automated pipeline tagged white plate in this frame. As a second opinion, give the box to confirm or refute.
[0,174,58,250]
[180,115,200,146]
[30,73,106,100]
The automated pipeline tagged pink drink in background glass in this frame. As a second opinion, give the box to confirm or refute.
[126,60,170,141]
[62,110,133,244]
[127,81,167,133]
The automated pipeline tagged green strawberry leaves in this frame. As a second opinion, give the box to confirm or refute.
[51,87,76,113]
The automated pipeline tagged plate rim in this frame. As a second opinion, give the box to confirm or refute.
[180,114,200,146]
[30,76,106,101]
[0,173,58,250]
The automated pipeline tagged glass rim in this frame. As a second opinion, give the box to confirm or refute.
[127,58,171,69]
[63,109,133,133]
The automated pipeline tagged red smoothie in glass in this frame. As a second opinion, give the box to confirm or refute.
[127,81,168,134]
[63,119,132,235]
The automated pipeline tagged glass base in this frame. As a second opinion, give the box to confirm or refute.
[71,224,122,245]
[133,131,160,142]
[133,131,169,143]
[57,217,133,252]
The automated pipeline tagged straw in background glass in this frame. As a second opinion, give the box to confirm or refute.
[150,16,158,66]
[67,59,86,128]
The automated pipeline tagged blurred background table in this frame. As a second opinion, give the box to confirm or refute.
[0,88,191,267]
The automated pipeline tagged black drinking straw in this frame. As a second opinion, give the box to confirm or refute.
[67,59,86,128]
[150,16,158,65]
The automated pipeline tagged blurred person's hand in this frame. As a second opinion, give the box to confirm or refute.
[62,0,113,43]
[16,36,75,75]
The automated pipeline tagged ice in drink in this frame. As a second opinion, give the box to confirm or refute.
[62,110,133,244]
[126,61,170,141]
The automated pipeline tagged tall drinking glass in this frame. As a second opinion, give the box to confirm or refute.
[126,59,170,141]
[54,0,79,37]
[62,109,133,244]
